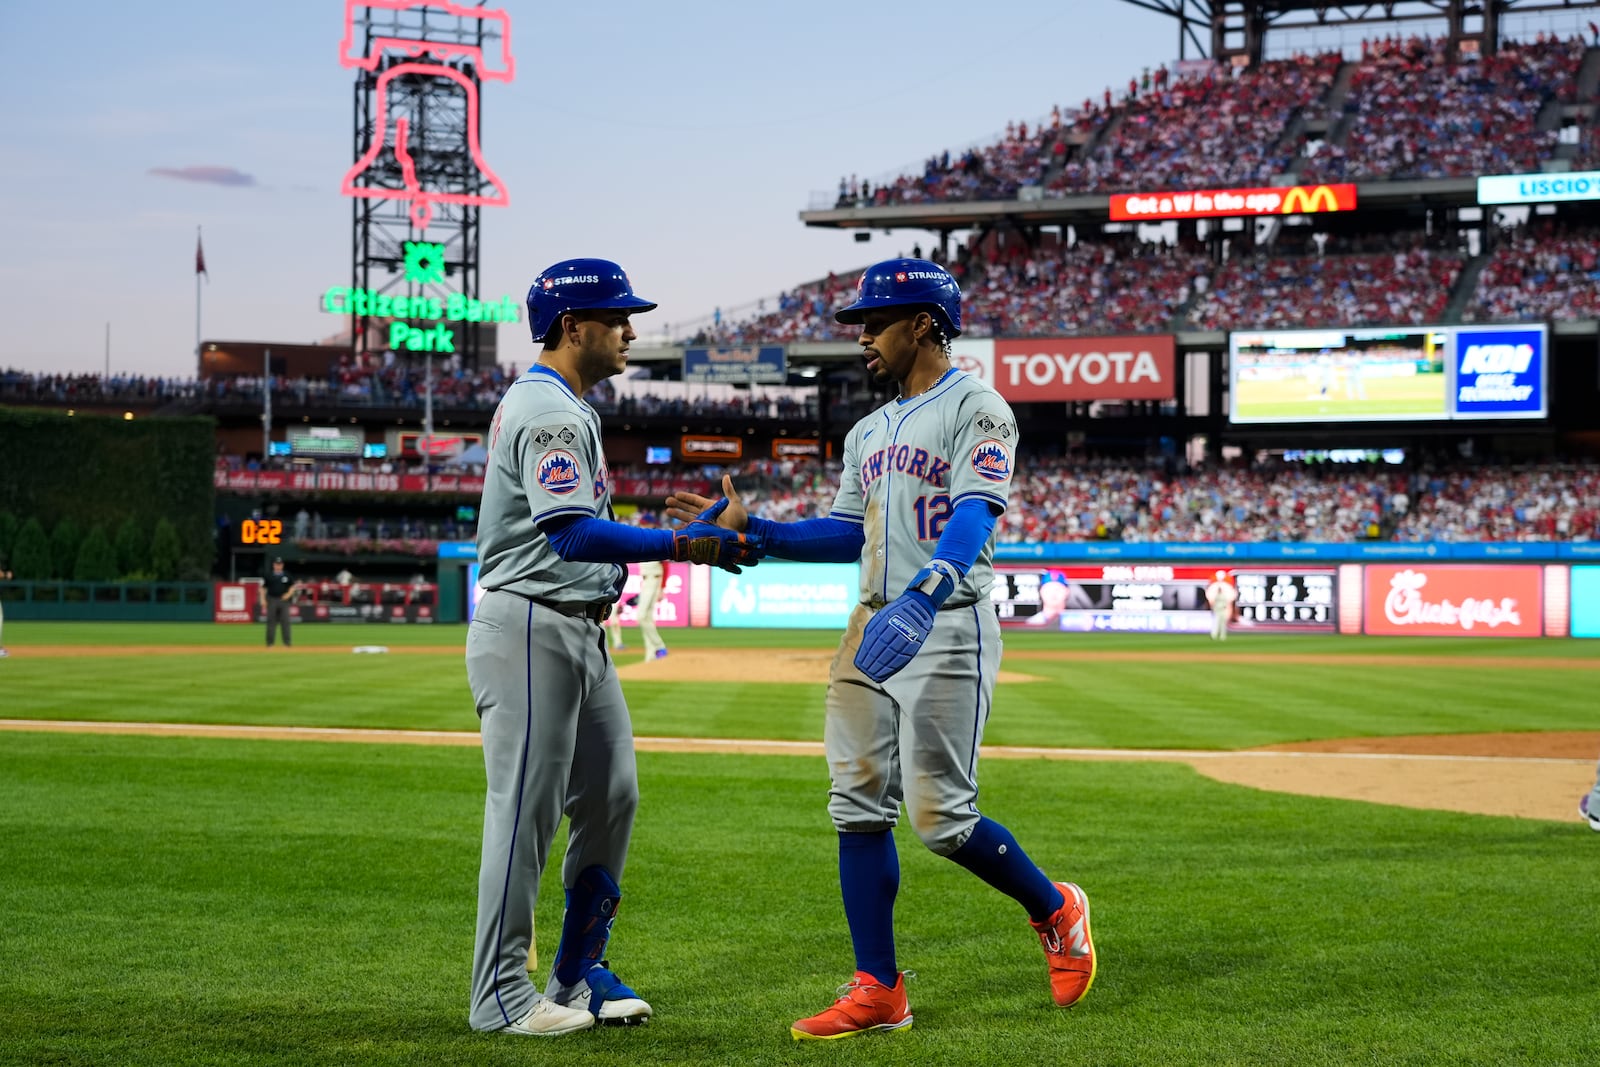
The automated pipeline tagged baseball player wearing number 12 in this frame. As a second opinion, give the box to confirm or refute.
[668,258,1095,1040]
[467,258,761,1039]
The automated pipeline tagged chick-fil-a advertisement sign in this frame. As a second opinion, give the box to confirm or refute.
[1363,565,1543,637]
[611,563,691,629]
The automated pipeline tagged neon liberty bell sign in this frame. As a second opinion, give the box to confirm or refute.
[334,0,518,352]
[339,0,514,228]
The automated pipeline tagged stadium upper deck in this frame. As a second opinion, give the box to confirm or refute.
[830,34,1595,207]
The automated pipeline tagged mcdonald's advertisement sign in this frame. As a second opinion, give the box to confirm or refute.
[1110,183,1357,221]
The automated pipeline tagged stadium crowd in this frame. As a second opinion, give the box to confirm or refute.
[209,454,1600,546]
[1052,52,1343,195]
[1187,238,1465,330]
[1464,221,1600,323]
[830,34,1592,205]
[951,233,1212,336]
[1303,35,1587,182]
[0,366,819,420]
[617,457,1600,544]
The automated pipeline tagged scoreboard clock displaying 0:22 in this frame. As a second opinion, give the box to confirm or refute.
[238,519,284,546]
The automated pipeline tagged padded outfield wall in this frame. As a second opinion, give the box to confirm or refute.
[433,540,1600,638]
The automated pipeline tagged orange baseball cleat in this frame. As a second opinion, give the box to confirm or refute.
[790,971,913,1041]
[1032,881,1097,1008]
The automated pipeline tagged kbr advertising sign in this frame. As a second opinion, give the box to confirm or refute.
[1452,325,1547,419]
[990,336,1176,402]
[1363,565,1543,637]
[1477,170,1600,205]
[683,345,787,385]
[1110,183,1356,221]
[710,562,858,629]
[1228,324,1546,424]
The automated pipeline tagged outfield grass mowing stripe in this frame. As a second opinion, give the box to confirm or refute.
[2,732,1598,1066]
[1,719,1590,826]
[5,636,1598,748]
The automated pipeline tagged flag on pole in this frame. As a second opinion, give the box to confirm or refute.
[196,232,209,281]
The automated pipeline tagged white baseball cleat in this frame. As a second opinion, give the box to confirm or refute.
[504,998,596,1037]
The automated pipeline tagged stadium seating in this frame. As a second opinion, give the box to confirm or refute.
[1188,243,1465,330]
[1050,53,1343,196]
[1388,465,1600,541]
[701,458,1600,544]
[951,233,1211,336]
[1463,222,1600,323]
[1302,35,1588,182]
[837,53,1341,203]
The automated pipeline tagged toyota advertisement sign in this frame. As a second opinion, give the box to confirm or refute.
[946,336,1176,402]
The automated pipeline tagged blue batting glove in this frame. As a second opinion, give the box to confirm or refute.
[854,589,936,683]
[695,498,729,523]
[852,561,961,683]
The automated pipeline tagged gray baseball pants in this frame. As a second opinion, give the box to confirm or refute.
[824,601,1002,856]
[464,589,638,1031]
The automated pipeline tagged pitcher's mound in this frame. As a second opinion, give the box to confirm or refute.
[616,647,1040,684]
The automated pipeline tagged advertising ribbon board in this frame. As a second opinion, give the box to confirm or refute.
[683,345,787,384]
[1111,183,1356,221]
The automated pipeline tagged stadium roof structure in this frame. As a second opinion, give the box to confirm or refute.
[1121,0,1600,65]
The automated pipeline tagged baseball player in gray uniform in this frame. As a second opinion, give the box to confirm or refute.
[468,258,761,1038]
[667,258,1096,1040]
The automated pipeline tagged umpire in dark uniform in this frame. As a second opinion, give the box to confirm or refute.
[261,557,301,648]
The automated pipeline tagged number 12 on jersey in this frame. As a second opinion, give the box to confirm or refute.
[914,494,951,540]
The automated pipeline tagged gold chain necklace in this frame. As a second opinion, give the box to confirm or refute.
[897,364,954,402]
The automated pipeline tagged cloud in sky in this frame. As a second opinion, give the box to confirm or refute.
[148,165,258,188]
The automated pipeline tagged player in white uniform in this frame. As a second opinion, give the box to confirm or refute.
[635,557,668,660]
[468,258,760,1037]
[1205,570,1238,641]
[668,259,1096,1039]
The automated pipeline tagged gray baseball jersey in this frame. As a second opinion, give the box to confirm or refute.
[467,364,636,1031]
[823,368,1018,855]
[478,365,624,603]
[829,369,1016,607]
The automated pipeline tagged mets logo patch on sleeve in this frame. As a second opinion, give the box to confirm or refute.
[970,440,1012,482]
[537,450,583,495]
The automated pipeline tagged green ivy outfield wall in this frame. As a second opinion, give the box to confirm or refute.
[0,581,213,621]
[0,408,216,579]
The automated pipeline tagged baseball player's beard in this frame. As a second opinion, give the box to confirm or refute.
[578,347,625,388]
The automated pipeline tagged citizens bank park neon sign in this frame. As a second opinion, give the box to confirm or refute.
[1110,183,1357,221]
[321,242,522,353]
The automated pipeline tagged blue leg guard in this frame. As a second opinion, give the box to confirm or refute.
[553,865,621,987]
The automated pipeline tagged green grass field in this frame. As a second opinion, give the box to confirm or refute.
[2,622,1598,1065]
[1233,369,1446,421]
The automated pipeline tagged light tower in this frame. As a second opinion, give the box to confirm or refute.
[340,0,514,369]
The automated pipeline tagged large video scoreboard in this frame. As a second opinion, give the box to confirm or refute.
[992,565,1337,634]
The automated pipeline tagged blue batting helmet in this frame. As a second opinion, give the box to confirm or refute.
[834,258,962,338]
[526,258,658,344]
